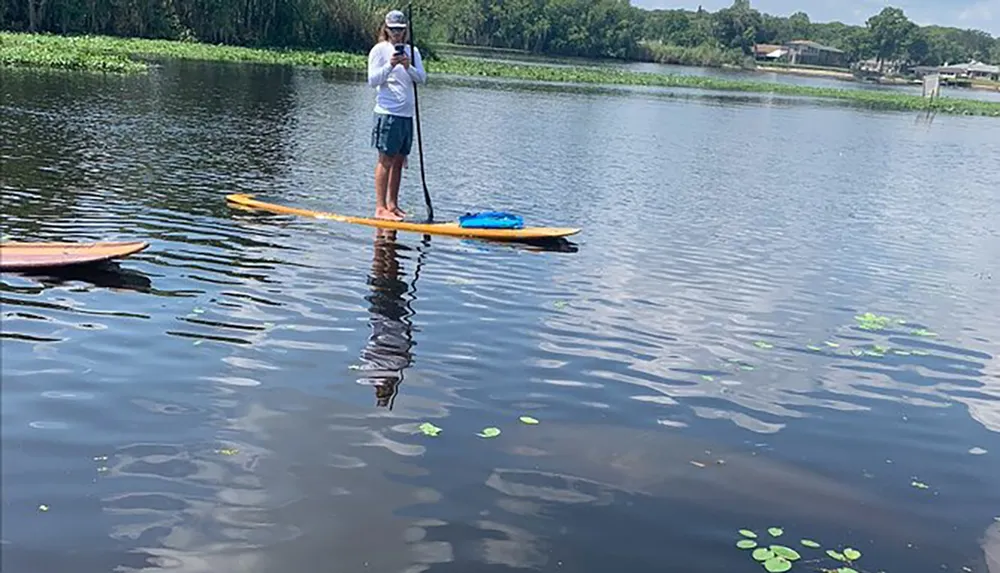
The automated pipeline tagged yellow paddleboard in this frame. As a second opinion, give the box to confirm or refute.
[226,194,581,241]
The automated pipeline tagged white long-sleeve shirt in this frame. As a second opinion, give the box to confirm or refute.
[367,41,426,117]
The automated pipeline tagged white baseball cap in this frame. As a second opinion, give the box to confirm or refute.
[385,10,407,28]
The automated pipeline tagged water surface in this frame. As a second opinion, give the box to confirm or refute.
[2,61,1000,573]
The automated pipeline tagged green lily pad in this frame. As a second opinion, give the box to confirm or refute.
[807,345,823,351]
[768,527,784,537]
[843,548,861,561]
[911,480,929,489]
[764,557,792,572]
[911,328,937,337]
[519,416,539,425]
[754,341,774,349]
[753,548,774,561]
[854,312,893,331]
[418,422,442,437]
[827,550,846,561]
[737,540,758,549]
[800,539,821,548]
[477,427,501,438]
[740,529,758,539]
[824,341,840,348]
[770,545,801,560]
[837,568,859,573]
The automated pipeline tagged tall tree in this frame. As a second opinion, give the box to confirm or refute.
[712,0,761,55]
[865,6,916,68]
[786,11,809,40]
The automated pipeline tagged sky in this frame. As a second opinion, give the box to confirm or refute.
[630,0,1000,36]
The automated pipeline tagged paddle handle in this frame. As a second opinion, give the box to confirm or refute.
[408,4,434,223]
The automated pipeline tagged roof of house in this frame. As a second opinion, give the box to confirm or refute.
[939,60,1000,74]
[969,62,1000,73]
[784,39,845,53]
[753,43,783,53]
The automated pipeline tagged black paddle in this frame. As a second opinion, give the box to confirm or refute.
[406,3,434,223]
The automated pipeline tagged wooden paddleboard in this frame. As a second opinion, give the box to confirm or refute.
[226,194,581,241]
[0,241,149,270]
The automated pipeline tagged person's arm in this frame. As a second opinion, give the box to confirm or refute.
[406,47,426,84]
[368,44,393,88]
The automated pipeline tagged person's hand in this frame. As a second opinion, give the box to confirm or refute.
[399,53,410,69]
[390,53,404,67]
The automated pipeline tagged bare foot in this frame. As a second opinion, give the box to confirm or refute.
[375,207,403,221]
[391,206,407,219]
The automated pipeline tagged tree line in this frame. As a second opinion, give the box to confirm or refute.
[2,0,998,68]
[641,1,1000,68]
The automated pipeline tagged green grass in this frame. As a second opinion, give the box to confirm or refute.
[3,32,1000,117]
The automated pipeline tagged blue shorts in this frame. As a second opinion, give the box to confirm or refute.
[371,112,413,156]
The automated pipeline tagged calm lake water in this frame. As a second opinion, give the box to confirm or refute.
[2,59,1000,573]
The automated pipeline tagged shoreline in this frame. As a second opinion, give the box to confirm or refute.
[2,32,999,117]
[755,65,856,81]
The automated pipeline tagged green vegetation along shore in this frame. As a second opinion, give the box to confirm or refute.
[3,32,999,118]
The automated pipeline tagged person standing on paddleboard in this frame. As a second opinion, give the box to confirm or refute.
[367,9,426,221]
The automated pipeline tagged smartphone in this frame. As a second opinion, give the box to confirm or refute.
[394,44,405,55]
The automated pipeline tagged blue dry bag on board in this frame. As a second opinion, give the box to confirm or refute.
[458,211,525,230]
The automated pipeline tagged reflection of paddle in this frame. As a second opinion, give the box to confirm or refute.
[407,3,434,223]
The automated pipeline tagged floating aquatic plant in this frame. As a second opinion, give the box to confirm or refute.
[735,529,875,573]
[854,313,894,331]
[418,422,442,437]
[519,416,539,425]
[477,427,501,438]
[754,341,775,349]
[6,34,999,116]
[771,545,801,560]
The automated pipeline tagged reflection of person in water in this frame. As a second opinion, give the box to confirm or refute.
[357,228,416,408]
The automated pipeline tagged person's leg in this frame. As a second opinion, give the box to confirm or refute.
[372,112,404,221]
[386,155,405,218]
[374,152,400,220]
[387,116,414,218]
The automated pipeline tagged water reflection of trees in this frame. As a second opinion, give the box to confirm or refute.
[1,62,298,234]
[357,229,427,409]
